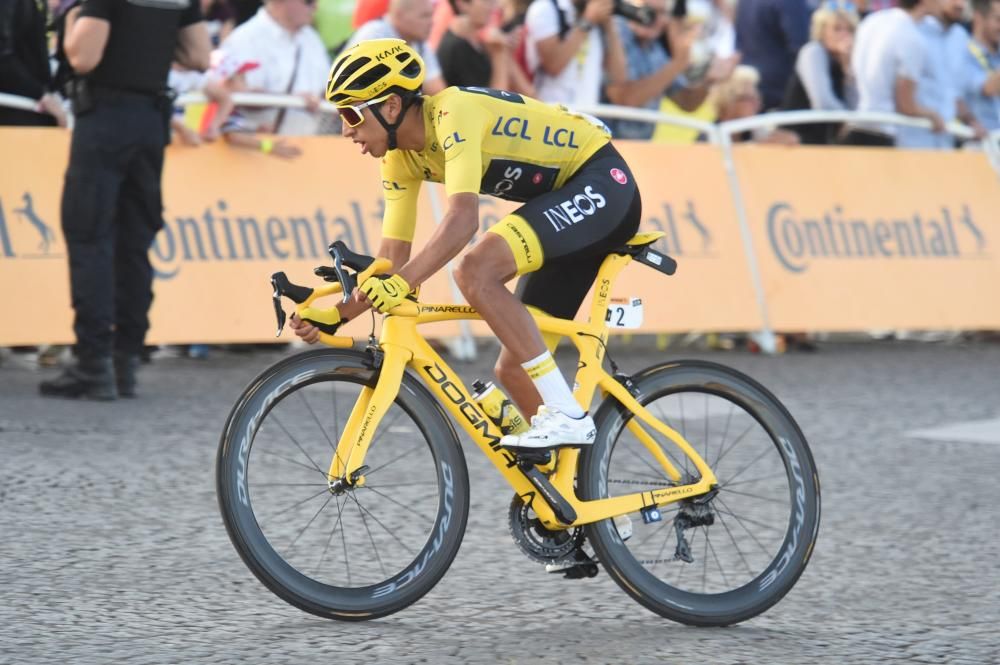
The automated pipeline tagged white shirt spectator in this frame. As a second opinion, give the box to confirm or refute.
[852,8,927,137]
[524,0,604,105]
[221,7,331,135]
[897,17,968,148]
[346,19,443,84]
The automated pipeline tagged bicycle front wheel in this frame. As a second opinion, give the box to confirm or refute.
[580,360,820,626]
[216,348,470,620]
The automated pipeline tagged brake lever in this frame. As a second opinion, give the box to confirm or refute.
[270,271,313,336]
[328,243,356,303]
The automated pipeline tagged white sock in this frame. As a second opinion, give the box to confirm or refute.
[521,351,585,419]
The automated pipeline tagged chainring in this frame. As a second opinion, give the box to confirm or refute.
[508,494,585,564]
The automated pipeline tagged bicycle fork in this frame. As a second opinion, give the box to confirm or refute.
[327,343,413,485]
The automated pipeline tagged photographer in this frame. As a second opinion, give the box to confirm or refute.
[524,0,627,105]
[605,0,740,140]
[39,0,210,401]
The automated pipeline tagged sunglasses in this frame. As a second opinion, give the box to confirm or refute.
[336,94,391,128]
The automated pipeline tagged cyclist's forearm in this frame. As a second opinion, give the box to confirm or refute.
[397,208,478,287]
[378,238,412,273]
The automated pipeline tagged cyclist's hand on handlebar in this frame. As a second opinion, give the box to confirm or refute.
[359,274,411,313]
[288,312,320,344]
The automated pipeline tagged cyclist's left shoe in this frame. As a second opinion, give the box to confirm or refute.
[501,406,596,451]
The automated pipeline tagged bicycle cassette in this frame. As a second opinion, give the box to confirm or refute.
[508,494,585,564]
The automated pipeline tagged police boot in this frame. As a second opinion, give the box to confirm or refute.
[114,352,141,398]
[39,356,117,401]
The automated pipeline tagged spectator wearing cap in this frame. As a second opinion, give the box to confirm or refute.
[961,0,1000,133]
[220,0,331,135]
[735,0,812,110]
[604,0,739,140]
[346,0,447,94]
[780,1,859,145]
[844,0,945,147]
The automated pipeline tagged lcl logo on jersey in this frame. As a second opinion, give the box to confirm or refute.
[543,185,607,232]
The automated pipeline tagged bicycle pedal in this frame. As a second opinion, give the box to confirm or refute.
[514,450,552,466]
[546,549,599,579]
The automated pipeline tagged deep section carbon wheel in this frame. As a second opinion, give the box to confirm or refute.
[217,348,470,620]
[580,360,820,626]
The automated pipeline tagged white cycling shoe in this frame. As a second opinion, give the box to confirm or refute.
[501,406,596,451]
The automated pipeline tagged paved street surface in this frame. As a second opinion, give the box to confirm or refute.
[1,339,998,664]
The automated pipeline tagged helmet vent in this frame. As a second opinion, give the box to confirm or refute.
[400,60,422,79]
[347,63,392,91]
[331,56,372,92]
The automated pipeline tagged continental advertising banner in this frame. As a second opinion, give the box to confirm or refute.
[0,129,757,345]
[733,145,1000,331]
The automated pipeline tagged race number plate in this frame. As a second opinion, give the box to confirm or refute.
[605,297,643,329]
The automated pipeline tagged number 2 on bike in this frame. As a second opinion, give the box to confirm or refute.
[216,37,820,626]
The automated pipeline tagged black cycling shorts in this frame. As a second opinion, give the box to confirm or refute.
[488,142,642,320]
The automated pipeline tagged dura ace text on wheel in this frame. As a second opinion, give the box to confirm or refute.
[580,360,821,626]
[216,348,470,620]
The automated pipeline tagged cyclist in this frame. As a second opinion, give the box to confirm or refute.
[291,38,642,451]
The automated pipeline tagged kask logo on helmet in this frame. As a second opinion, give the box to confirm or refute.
[375,45,404,62]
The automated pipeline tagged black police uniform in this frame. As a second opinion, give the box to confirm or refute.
[40,0,202,400]
[0,0,56,126]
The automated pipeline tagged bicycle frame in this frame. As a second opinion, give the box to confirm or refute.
[321,236,718,531]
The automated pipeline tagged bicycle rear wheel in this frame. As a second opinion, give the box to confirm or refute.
[580,360,820,626]
[216,349,470,620]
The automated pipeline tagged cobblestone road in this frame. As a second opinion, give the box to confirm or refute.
[1,340,998,664]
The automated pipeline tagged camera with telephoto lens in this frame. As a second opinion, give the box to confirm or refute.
[613,0,656,25]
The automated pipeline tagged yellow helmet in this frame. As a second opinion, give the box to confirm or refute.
[326,38,425,106]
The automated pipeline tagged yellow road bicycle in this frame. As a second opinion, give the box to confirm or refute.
[216,235,821,626]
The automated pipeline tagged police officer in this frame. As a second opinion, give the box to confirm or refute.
[40,0,210,400]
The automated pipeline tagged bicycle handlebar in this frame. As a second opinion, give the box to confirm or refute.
[271,242,391,347]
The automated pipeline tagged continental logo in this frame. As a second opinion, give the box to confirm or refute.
[642,201,712,257]
[768,203,987,273]
[144,199,378,280]
[0,192,62,260]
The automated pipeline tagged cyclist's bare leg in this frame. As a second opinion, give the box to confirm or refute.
[454,234,548,413]
[495,346,543,418]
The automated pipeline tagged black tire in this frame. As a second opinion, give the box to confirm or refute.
[216,348,470,620]
[580,360,820,626]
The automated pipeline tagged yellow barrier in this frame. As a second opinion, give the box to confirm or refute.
[732,145,1000,330]
[1,128,998,345]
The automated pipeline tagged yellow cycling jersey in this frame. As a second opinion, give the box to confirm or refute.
[380,86,611,242]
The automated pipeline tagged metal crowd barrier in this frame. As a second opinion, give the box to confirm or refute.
[4,91,999,355]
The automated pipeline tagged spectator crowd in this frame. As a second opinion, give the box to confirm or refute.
[3,0,1000,148]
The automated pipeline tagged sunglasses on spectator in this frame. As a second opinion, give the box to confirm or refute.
[822,0,856,12]
[336,94,392,128]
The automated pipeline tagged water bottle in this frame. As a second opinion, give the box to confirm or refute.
[471,380,529,435]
